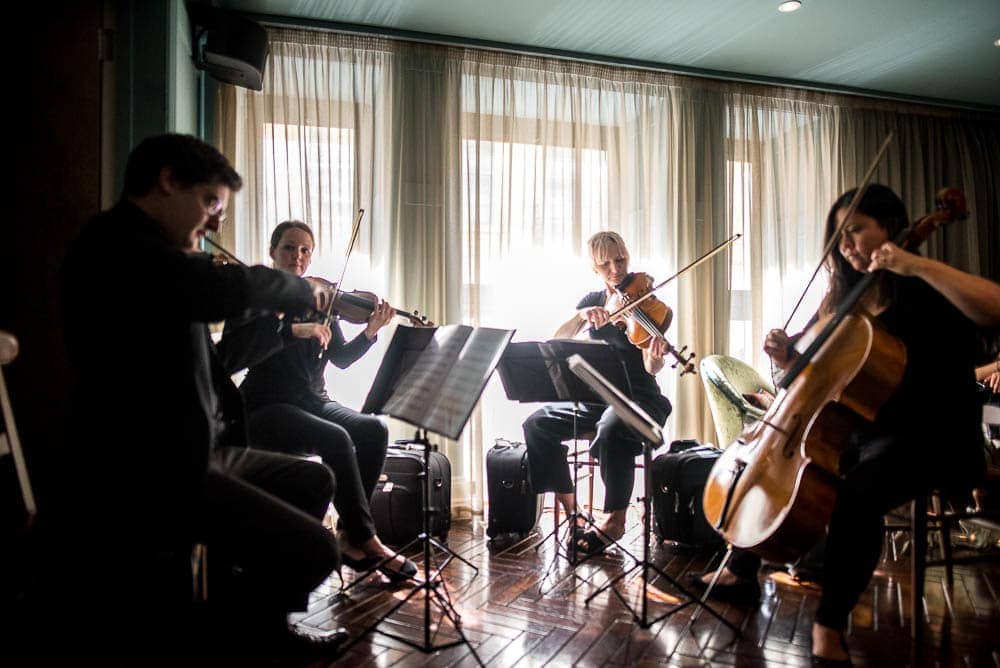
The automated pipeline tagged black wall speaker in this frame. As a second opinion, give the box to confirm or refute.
[189,5,268,91]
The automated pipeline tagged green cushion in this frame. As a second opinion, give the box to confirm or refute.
[700,354,775,449]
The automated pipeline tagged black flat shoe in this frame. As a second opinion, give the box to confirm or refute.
[683,571,761,604]
[378,556,418,583]
[811,632,851,666]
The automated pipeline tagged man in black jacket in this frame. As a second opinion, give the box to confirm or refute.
[55,134,346,663]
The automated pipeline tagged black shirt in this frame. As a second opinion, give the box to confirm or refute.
[218,312,375,412]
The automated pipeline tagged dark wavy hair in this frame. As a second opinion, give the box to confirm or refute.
[123,134,242,197]
[822,183,909,314]
[269,220,314,250]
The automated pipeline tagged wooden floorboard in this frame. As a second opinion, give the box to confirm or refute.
[288,511,1000,666]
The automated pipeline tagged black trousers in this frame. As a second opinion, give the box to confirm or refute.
[726,433,982,631]
[522,394,670,512]
[30,446,339,661]
[205,446,340,614]
[247,400,389,545]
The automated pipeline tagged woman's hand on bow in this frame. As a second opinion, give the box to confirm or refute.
[764,328,797,370]
[291,322,332,348]
[580,306,611,329]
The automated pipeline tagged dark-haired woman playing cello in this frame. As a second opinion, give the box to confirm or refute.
[523,231,672,555]
[691,184,1000,665]
[218,220,417,582]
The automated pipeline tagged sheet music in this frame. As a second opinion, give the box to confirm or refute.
[381,325,514,440]
[422,327,514,439]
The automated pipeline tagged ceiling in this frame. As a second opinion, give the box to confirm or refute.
[217,0,1000,110]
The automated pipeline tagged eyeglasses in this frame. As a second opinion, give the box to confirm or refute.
[204,194,227,224]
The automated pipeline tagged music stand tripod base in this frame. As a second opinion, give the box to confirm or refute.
[341,431,485,666]
[564,355,742,633]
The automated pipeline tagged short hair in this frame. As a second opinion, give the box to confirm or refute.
[270,220,315,250]
[587,231,629,263]
[123,134,242,197]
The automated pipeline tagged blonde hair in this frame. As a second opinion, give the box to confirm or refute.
[587,231,629,264]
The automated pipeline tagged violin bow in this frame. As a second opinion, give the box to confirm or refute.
[203,236,248,267]
[323,208,366,323]
[781,132,893,331]
[605,233,742,322]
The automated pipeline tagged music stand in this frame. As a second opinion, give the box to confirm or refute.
[496,339,634,590]
[567,354,741,632]
[345,324,514,664]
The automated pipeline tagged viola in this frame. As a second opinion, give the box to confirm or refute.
[702,188,969,563]
[610,272,696,375]
[304,276,434,328]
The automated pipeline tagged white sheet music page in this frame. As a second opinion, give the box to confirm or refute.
[383,325,514,440]
[422,327,513,439]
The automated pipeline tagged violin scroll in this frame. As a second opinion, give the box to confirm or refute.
[901,187,968,250]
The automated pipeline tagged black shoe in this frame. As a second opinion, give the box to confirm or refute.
[684,571,761,604]
[267,625,350,665]
[378,556,418,583]
[575,529,622,556]
[811,632,851,666]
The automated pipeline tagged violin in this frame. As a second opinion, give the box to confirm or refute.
[304,276,434,328]
[609,272,696,375]
[702,187,969,563]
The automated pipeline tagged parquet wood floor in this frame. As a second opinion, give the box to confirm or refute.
[291,512,1000,667]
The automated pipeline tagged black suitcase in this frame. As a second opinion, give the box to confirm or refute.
[651,440,724,549]
[486,438,542,538]
[370,440,452,546]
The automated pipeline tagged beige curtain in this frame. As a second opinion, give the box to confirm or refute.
[219,27,999,515]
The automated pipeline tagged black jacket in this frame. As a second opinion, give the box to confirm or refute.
[60,200,315,536]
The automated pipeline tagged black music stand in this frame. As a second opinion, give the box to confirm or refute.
[496,339,634,592]
[567,355,741,633]
[345,324,514,664]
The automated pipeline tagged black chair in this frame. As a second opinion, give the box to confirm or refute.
[907,405,1000,657]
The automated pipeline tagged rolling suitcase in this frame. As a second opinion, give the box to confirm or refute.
[651,440,724,549]
[371,439,452,546]
[486,438,542,538]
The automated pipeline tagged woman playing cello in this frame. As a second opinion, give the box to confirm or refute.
[691,184,1000,665]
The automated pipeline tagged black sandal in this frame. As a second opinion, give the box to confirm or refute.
[377,555,418,583]
[575,530,614,556]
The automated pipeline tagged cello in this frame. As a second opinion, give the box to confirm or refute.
[702,188,969,563]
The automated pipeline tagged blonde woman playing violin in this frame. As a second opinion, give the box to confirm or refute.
[218,220,416,583]
[524,231,672,555]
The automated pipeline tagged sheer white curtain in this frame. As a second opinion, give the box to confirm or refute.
[219,27,999,515]
[443,53,732,470]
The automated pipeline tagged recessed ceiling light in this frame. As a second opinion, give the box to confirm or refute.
[778,1,802,12]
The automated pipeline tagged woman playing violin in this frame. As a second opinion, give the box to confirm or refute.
[692,184,1000,665]
[523,231,672,555]
[218,220,417,582]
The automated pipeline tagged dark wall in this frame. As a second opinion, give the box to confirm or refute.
[4,3,105,512]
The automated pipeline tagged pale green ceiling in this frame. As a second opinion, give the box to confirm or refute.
[218,0,1000,109]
